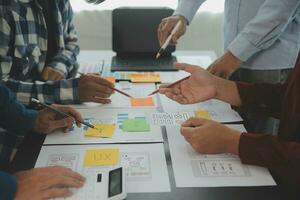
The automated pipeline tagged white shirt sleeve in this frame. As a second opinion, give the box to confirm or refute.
[227,0,300,62]
[173,0,206,23]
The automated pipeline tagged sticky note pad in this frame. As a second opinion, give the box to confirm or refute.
[195,110,211,120]
[131,97,154,107]
[84,124,116,138]
[84,149,119,166]
[104,76,116,84]
[130,73,161,83]
[122,119,150,132]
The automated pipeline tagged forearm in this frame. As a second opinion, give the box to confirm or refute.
[227,0,300,62]
[3,78,81,105]
[0,171,17,200]
[0,83,37,135]
[239,133,300,193]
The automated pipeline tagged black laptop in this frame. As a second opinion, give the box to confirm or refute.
[111,7,178,71]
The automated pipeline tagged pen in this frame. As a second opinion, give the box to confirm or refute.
[31,98,96,130]
[156,20,182,59]
[77,72,132,98]
[147,75,191,96]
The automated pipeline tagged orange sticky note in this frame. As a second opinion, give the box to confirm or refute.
[130,97,154,107]
[130,73,161,83]
[104,76,116,84]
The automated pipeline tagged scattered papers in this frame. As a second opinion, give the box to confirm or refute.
[84,124,116,138]
[149,112,191,126]
[130,73,161,83]
[131,97,154,107]
[166,125,276,187]
[83,149,120,166]
[104,76,116,84]
[122,119,150,132]
[194,110,211,120]
[36,143,171,193]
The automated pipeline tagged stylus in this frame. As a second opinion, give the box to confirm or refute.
[156,20,182,59]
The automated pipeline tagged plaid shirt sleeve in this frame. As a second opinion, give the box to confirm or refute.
[47,0,80,77]
[4,78,81,105]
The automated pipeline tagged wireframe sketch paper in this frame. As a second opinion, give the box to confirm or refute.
[35,143,171,193]
[160,94,243,123]
[44,108,163,145]
[166,125,276,187]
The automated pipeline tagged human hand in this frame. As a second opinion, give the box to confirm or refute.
[41,67,65,81]
[159,63,217,104]
[157,15,188,47]
[181,118,241,154]
[207,51,241,79]
[32,105,83,134]
[78,74,114,104]
[14,166,85,200]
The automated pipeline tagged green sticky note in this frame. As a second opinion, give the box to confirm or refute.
[122,119,150,132]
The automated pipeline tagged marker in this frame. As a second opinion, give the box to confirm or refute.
[156,20,182,59]
[148,75,191,96]
[31,98,97,130]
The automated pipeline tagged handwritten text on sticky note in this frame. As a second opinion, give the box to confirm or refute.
[84,149,119,166]
[84,124,116,138]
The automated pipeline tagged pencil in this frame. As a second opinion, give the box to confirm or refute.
[31,98,96,130]
[147,75,191,96]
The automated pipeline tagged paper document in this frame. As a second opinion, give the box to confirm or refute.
[84,124,116,138]
[166,125,276,187]
[148,112,192,126]
[160,94,243,123]
[35,143,171,193]
[44,108,163,145]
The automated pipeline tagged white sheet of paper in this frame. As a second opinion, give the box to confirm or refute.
[35,143,171,193]
[159,94,243,123]
[44,108,163,145]
[166,125,276,187]
[176,55,213,69]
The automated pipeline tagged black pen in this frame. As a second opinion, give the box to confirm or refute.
[31,98,96,130]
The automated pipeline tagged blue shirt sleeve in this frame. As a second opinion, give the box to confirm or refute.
[0,83,37,136]
[0,171,17,200]
[173,0,205,23]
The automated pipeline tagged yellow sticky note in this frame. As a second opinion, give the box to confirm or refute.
[84,124,116,138]
[104,76,116,84]
[195,110,211,120]
[130,73,161,83]
[130,97,154,107]
[84,149,119,166]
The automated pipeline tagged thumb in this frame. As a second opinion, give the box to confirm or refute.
[181,117,209,127]
[174,63,197,74]
[47,117,74,133]
[180,126,196,138]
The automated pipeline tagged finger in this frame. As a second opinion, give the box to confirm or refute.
[180,126,196,137]
[92,83,114,95]
[164,92,187,104]
[53,106,84,126]
[90,75,115,88]
[159,86,181,95]
[47,117,74,132]
[181,117,208,127]
[92,97,111,104]
[41,188,73,199]
[157,21,166,46]
[47,166,86,182]
[160,20,175,46]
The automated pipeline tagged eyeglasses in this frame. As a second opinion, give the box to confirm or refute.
[85,0,106,4]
